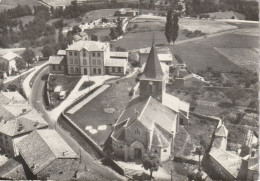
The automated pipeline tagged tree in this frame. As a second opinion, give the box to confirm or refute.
[225,86,244,105]
[22,48,35,68]
[15,58,26,70]
[58,27,64,43]
[142,153,161,179]
[109,27,118,40]
[72,25,82,34]
[42,45,54,57]
[116,16,123,37]
[165,10,179,45]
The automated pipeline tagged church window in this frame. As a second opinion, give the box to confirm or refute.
[135,128,140,135]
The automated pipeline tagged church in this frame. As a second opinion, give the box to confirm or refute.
[110,42,190,161]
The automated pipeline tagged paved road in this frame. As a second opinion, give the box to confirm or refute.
[30,67,125,180]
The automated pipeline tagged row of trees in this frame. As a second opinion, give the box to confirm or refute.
[109,17,123,40]
[185,0,258,21]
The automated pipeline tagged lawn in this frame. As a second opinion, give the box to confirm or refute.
[66,75,137,146]
[49,75,81,108]
[0,0,42,12]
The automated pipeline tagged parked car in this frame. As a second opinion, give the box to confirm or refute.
[59,91,66,100]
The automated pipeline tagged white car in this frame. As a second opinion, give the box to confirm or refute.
[59,91,66,100]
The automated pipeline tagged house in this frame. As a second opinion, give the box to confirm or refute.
[174,73,209,88]
[16,129,79,179]
[115,9,139,17]
[247,149,258,180]
[65,40,128,76]
[0,92,49,157]
[0,52,20,76]
[0,158,27,180]
[48,56,66,74]
[110,42,189,162]
[208,119,248,180]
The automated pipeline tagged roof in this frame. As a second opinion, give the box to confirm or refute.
[105,58,127,67]
[0,91,27,104]
[0,158,26,180]
[0,116,48,137]
[2,52,20,61]
[248,157,258,171]
[183,73,206,82]
[162,93,190,113]
[0,155,8,167]
[112,96,176,147]
[209,149,243,178]
[151,125,169,148]
[140,44,164,81]
[49,56,64,65]
[57,50,66,56]
[157,54,173,62]
[110,51,128,58]
[16,130,78,175]
[215,121,228,138]
[66,41,109,52]
[211,136,227,150]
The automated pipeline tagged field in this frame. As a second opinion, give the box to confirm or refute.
[214,47,258,72]
[173,29,258,72]
[0,0,42,12]
[13,16,34,26]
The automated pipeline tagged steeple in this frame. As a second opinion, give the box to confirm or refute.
[140,42,164,81]
[139,41,165,102]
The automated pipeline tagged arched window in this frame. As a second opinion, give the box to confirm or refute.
[70,67,74,74]
[93,68,96,74]
[75,67,79,73]
[98,68,101,74]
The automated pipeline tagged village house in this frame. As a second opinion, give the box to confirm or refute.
[114,8,139,17]
[0,91,49,158]
[110,43,189,161]
[48,56,66,74]
[0,52,20,76]
[208,119,248,180]
[0,157,27,180]
[65,40,128,76]
[16,129,79,180]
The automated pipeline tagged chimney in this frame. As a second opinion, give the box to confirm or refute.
[31,162,35,170]
[34,121,39,127]
[22,108,27,114]
[18,123,23,132]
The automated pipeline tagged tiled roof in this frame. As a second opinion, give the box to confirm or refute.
[49,56,64,65]
[215,122,228,138]
[151,125,169,148]
[17,130,78,175]
[0,105,15,121]
[2,103,32,117]
[110,51,129,58]
[0,155,8,167]
[57,50,66,56]
[211,136,227,150]
[0,116,47,136]
[66,41,108,52]
[0,158,26,180]
[209,149,243,178]
[140,44,164,81]
[2,52,20,61]
[162,93,190,113]
[105,58,127,67]
[0,91,27,105]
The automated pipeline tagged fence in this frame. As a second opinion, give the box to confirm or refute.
[60,113,125,176]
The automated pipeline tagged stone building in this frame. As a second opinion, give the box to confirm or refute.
[16,129,79,179]
[110,43,189,161]
[0,92,48,157]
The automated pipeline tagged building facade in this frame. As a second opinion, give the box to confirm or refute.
[65,41,128,76]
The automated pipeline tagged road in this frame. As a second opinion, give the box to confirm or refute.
[30,67,125,180]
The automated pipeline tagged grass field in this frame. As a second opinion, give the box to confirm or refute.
[0,0,42,12]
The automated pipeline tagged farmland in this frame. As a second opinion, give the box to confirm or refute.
[0,0,42,12]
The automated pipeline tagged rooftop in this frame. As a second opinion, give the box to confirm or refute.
[110,51,129,58]
[49,56,64,65]
[57,50,66,56]
[66,40,109,52]
[0,91,27,105]
[162,93,190,113]
[105,58,127,67]
[215,120,228,138]
[209,149,243,178]
[2,52,20,61]
[17,130,78,175]
[0,158,26,180]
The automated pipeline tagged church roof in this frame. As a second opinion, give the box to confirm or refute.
[215,120,228,138]
[140,44,164,81]
[151,125,169,148]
